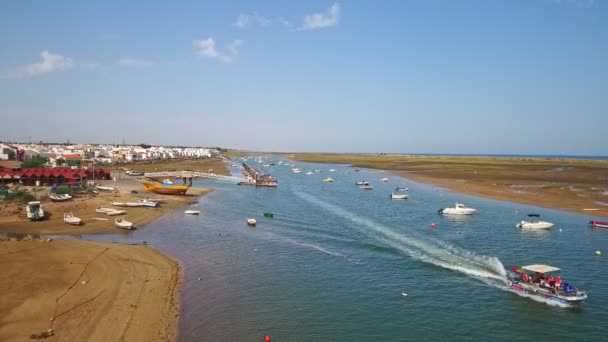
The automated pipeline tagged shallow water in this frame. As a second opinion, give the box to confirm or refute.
[85,160,608,341]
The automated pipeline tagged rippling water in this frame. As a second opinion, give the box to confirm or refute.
[87,160,608,341]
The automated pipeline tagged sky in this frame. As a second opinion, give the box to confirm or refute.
[0,0,607,155]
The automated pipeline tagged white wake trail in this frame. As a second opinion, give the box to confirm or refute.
[295,191,509,284]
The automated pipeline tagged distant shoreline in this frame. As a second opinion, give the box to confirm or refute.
[290,153,608,218]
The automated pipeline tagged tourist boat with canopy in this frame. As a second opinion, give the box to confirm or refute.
[509,264,587,305]
[516,214,553,229]
[589,220,608,228]
[438,202,477,215]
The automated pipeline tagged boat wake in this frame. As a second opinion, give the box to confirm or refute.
[295,191,508,285]
[265,232,361,264]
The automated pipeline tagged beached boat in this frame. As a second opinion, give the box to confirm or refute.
[26,201,44,221]
[247,218,257,226]
[185,210,200,215]
[509,264,587,305]
[380,177,389,182]
[63,212,82,225]
[438,202,477,215]
[112,202,143,207]
[115,217,134,230]
[517,214,553,229]
[143,182,189,195]
[390,193,409,200]
[395,187,408,192]
[323,177,334,182]
[589,220,608,228]
[136,199,160,207]
[95,185,116,192]
[360,185,374,190]
[50,194,72,202]
[96,207,125,216]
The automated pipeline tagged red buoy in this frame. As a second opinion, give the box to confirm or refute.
[265,336,271,342]
[431,223,436,229]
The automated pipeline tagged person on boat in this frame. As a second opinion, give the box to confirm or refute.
[547,275,555,287]
[520,271,530,282]
[555,276,562,288]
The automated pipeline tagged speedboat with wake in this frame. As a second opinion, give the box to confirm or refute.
[509,264,587,305]
[517,214,553,229]
[438,202,476,215]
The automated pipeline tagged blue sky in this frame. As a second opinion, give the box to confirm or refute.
[0,0,606,154]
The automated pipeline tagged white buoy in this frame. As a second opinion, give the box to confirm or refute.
[595,250,601,256]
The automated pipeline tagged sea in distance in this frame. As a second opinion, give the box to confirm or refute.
[85,158,608,341]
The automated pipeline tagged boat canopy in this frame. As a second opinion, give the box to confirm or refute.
[522,264,560,274]
[528,214,541,217]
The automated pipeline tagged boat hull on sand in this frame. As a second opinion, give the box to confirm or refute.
[143,182,189,195]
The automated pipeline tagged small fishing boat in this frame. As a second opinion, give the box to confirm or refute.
[136,199,160,207]
[96,207,126,216]
[323,177,334,182]
[329,169,336,172]
[184,210,200,215]
[95,185,116,192]
[247,218,257,226]
[509,264,587,305]
[355,181,369,186]
[50,194,73,202]
[115,217,134,230]
[360,185,374,190]
[264,212,274,218]
[380,177,389,182]
[305,171,315,175]
[589,220,608,228]
[395,187,408,192]
[390,193,409,200]
[516,214,553,229]
[63,212,82,225]
[26,201,44,221]
[143,182,189,195]
[438,202,477,215]
[292,168,302,174]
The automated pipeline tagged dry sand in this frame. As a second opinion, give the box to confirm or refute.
[0,238,181,342]
[0,177,212,235]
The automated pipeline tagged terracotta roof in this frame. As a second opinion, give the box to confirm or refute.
[62,154,81,160]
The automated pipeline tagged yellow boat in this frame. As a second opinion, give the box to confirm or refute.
[143,182,189,195]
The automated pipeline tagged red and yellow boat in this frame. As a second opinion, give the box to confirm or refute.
[143,182,189,195]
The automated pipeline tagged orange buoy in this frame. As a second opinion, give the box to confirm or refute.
[265,336,271,342]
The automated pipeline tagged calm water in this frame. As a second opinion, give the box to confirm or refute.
[87,160,608,341]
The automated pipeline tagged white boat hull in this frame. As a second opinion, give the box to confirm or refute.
[517,221,554,229]
[390,194,409,200]
[185,210,200,215]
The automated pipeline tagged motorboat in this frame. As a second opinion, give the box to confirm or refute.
[395,187,408,192]
[185,210,201,215]
[292,168,302,174]
[329,169,336,172]
[509,264,587,305]
[589,220,608,228]
[50,194,72,202]
[323,177,334,182]
[390,193,409,200]
[516,214,553,229]
[360,185,374,190]
[355,181,369,186]
[380,178,389,182]
[26,201,44,221]
[115,217,134,230]
[438,202,477,215]
[96,207,125,216]
[247,218,257,226]
[63,212,82,225]
[305,171,315,175]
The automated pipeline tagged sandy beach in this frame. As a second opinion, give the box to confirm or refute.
[291,153,608,218]
[0,177,212,235]
[0,238,181,342]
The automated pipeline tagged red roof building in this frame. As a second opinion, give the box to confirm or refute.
[0,167,111,186]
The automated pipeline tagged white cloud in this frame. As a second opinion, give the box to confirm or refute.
[116,58,154,68]
[0,50,74,79]
[234,12,272,29]
[193,38,243,63]
[298,2,340,31]
[279,17,295,31]
[551,0,595,6]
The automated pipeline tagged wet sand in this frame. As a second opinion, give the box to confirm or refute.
[0,239,181,342]
[0,178,212,235]
[291,153,608,218]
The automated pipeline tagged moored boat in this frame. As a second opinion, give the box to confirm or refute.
[395,187,408,192]
[305,171,315,175]
[390,193,409,200]
[360,185,374,190]
[509,264,587,305]
[323,177,334,182]
[517,214,553,229]
[380,177,389,182]
[438,202,477,215]
[247,218,257,226]
[185,210,200,215]
[115,217,134,230]
[589,220,608,228]
[355,181,369,186]
[63,212,82,225]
